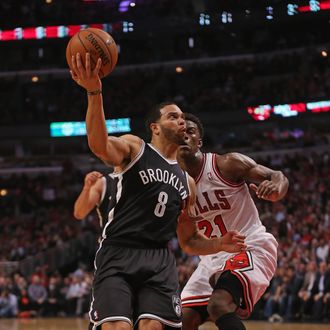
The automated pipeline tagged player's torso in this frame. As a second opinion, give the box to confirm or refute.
[102,142,189,247]
[194,153,263,239]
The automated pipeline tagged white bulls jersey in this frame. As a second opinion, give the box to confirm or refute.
[194,152,268,250]
[181,153,278,318]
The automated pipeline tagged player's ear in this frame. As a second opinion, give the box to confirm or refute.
[150,122,160,135]
[198,138,203,148]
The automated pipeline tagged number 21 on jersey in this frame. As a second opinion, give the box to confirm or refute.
[197,215,227,238]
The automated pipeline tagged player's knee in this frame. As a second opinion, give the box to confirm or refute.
[207,291,236,321]
[138,319,163,330]
[182,307,202,330]
[101,321,131,330]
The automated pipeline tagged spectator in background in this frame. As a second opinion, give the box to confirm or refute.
[66,275,83,316]
[45,275,63,317]
[263,267,285,320]
[311,262,330,320]
[316,238,329,263]
[0,288,18,318]
[278,265,304,321]
[27,274,47,316]
[287,262,306,320]
[298,261,318,319]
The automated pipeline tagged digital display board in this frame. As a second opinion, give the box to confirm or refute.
[0,22,134,41]
[247,99,330,121]
[50,118,131,137]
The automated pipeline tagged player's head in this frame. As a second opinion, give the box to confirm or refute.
[178,113,204,157]
[145,102,186,145]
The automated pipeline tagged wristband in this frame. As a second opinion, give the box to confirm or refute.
[87,89,102,95]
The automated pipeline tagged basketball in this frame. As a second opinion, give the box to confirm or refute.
[66,28,118,78]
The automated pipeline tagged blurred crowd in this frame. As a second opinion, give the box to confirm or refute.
[0,266,92,318]
[0,150,329,321]
[0,163,97,263]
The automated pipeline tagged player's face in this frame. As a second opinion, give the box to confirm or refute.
[157,105,186,144]
[179,120,202,156]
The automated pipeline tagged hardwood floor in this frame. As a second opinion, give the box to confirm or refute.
[1,318,329,330]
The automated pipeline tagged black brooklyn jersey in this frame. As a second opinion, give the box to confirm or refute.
[101,141,190,248]
[96,174,116,229]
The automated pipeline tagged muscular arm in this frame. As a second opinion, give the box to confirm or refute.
[177,211,246,255]
[70,53,141,167]
[218,153,289,202]
[177,175,246,255]
[86,95,141,166]
[74,172,104,220]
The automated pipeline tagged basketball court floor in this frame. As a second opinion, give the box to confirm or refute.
[1,318,329,330]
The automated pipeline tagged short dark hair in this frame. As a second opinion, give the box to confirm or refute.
[185,113,204,139]
[145,101,177,134]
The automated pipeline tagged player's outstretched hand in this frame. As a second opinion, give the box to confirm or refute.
[219,231,246,253]
[70,53,102,92]
[84,171,103,189]
[249,181,280,202]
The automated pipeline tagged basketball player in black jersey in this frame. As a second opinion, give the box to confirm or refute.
[70,53,246,330]
[74,171,104,220]
[74,171,117,230]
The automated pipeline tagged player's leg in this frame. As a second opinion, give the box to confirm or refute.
[182,307,203,330]
[137,319,164,330]
[101,321,132,330]
[89,246,134,330]
[89,320,132,330]
[181,262,212,330]
[208,271,246,330]
[135,248,182,329]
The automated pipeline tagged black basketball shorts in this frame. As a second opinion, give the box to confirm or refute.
[88,245,182,329]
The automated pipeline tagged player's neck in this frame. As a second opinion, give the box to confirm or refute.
[149,141,178,161]
[178,151,203,178]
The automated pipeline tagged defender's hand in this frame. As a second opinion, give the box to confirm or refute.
[218,231,246,253]
[250,181,280,202]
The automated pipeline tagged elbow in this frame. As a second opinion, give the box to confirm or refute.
[73,210,85,220]
[182,246,194,255]
[87,140,107,160]
[179,239,195,255]
[281,174,290,197]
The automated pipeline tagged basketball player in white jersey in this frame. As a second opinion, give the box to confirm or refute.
[177,113,289,330]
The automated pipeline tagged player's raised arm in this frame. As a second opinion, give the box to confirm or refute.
[219,153,289,202]
[70,53,141,167]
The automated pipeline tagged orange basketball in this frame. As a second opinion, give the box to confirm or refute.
[66,28,118,78]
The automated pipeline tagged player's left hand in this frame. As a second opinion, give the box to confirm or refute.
[249,181,280,202]
[219,231,246,253]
